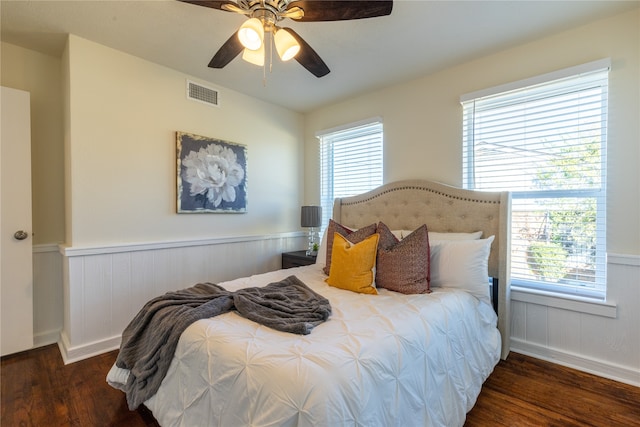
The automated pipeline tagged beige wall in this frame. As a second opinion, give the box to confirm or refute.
[304,8,640,256]
[1,42,65,245]
[64,35,304,247]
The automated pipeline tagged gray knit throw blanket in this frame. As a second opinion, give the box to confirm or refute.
[115,275,331,410]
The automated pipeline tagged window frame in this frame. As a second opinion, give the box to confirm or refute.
[316,117,384,231]
[461,59,609,300]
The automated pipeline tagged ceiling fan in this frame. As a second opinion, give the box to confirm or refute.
[179,0,393,78]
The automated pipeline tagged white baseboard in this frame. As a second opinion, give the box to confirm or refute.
[34,328,61,348]
[58,331,121,365]
[510,338,640,387]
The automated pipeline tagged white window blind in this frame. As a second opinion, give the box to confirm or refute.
[317,119,383,229]
[461,61,609,299]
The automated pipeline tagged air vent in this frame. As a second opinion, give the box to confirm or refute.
[186,80,220,107]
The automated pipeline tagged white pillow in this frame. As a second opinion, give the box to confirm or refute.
[429,236,494,304]
[392,230,482,241]
[315,227,329,266]
[429,231,482,240]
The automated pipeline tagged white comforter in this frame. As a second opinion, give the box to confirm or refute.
[108,264,500,427]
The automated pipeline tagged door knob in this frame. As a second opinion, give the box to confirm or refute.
[13,230,29,240]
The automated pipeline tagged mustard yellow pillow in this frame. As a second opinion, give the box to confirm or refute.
[325,232,380,295]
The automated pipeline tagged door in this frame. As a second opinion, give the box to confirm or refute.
[1,86,34,356]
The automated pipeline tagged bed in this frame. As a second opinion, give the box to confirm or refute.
[107,179,511,427]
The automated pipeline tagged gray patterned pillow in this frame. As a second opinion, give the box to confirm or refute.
[376,222,431,294]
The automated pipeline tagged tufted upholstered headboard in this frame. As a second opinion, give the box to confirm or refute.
[332,179,512,360]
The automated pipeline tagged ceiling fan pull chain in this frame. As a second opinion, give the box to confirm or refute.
[269,29,274,74]
[262,41,267,87]
[262,28,269,87]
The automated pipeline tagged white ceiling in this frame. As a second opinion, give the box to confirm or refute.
[2,0,637,113]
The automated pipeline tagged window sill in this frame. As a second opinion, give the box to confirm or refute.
[511,286,617,318]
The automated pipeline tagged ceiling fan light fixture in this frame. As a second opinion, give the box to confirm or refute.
[274,28,300,61]
[238,18,264,50]
[242,44,265,66]
[183,0,394,78]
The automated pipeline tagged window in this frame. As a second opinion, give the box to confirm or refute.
[317,118,383,230]
[461,60,609,299]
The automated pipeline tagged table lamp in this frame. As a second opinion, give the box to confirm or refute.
[301,205,322,256]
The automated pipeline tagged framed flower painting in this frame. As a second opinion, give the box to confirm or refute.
[176,131,247,213]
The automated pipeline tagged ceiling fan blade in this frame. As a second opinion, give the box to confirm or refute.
[287,0,393,22]
[208,31,243,68]
[284,27,330,78]
[221,3,248,14]
[177,1,237,11]
[279,6,304,20]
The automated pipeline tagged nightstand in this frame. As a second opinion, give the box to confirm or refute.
[282,250,317,269]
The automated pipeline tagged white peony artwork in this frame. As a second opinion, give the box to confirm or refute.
[177,132,247,213]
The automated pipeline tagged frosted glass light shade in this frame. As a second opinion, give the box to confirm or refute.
[238,18,264,50]
[242,44,264,66]
[274,28,300,61]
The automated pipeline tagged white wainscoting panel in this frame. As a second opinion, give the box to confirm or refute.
[59,233,306,363]
[510,253,640,386]
[33,244,64,347]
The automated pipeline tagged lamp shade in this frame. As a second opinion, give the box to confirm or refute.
[274,28,300,61]
[242,44,264,66]
[238,18,264,50]
[301,206,322,228]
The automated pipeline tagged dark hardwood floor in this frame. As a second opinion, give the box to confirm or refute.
[467,353,640,427]
[2,344,639,426]
[1,345,158,427]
